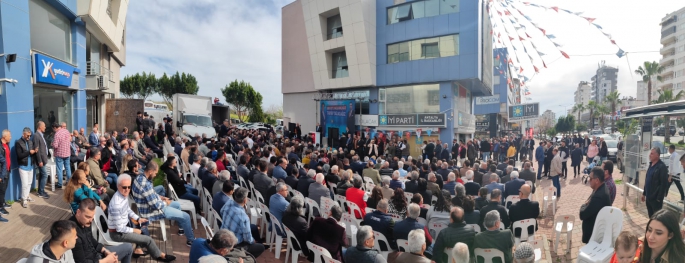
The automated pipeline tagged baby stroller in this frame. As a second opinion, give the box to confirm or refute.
[581,156,601,184]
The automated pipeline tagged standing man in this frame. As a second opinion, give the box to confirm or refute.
[642,147,670,217]
[544,142,554,178]
[481,138,491,162]
[558,141,569,178]
[136,111,143,133]
[667,145,684,202]
[51,122,72,188]
[535,142,545,180]
[33,121,50,199]
[16,127,37,208]
[0,130,11,220]
[602,161,617,205]
[550,148,562,198]
[579,167,611,243]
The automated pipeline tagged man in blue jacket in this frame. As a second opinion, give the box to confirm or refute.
[535,142,545,180]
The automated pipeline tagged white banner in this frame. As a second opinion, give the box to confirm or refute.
[355,115,379,126]
[475,94,500,105]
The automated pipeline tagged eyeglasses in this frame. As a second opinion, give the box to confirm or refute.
[120,186,132,190]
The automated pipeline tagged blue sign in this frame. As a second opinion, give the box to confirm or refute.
[34,53,75,87]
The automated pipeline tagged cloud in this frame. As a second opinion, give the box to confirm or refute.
[121,0,294,107]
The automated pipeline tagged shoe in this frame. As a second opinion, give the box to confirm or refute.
[55,184,62,189]
[186,240,193,247]
[0,216,7,223]
[178,229,184,236]
[3,203,10,208]
[132,252,149,258]
[26,197,35,202]
[156,255,176,262]
[0,208,8,215]
[41,193,50,199]
[22,201,27,208]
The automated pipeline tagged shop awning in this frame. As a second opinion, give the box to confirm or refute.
[622,100,685,119]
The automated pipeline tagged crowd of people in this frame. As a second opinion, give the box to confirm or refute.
[2,116,685,263]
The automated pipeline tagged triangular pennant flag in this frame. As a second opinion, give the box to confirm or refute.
[538,27,546,35]
[530,42,537,49]
[518,10,524,16]
[499,70,504,74]
[496,54,500,60]
[560,50,570,59]
[505,10,511,16]
[497,10,502,16]
[519,67,524,73]
[519,36,526,41]
[593,23,603,30]
[537,51,546,56]
[603,32,612,38]
[583,17,596,23]
[533,65,539,73]
[526,32,532,38]
[542,60,548,68]
[510,18,517,23]
[553,41,563,47]
[574,12,584,16]
[523,76,530,82]
[520,24,526,29]
[507,78,511,84]
[561,9,572,14]
[512,45,517,50]
[498,39,501,44]
[508,58,513,64]
[426,130,431,136]
[514,25,522,29]
[509,36,515,41]
[551,6,559,12]
[610,39,616,45]
[524,15,532,21]
[498,32,501,38]
[546,34,556,39]
[616,48,625,58]
[525,91,531,95]
[530,3,539,7]
[490,30,493,35]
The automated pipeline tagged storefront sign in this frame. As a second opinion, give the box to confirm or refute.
[34,53,75,87]
[475,94,500,105]
[379,114,416,126]
[355,114,379,126]
[417,114,446,127]
[642,117,653,132]
[508,103,539,121]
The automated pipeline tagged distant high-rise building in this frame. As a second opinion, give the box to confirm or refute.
[659,7,685,97]
[590,61,618,103]
[636,80,649,102]
[574,81,592,106]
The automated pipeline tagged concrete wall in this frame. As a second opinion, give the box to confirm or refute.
[282,1,316,94]
[474,48,508,115]
[283,92,318,134]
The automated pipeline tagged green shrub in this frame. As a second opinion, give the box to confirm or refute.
[151,158,166,187]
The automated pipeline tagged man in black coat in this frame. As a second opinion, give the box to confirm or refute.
[544,142,554,177]
[579,167,612,243]
[143,129,163,158]
[508,184,539,238]
[451,139,460,160]
[425,140,435,160]
[642,147,670,217]
[434,140,443,161]
[297,170,316,197]
[478,189,510,230]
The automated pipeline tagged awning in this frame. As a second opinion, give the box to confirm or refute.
[622,100,685,119]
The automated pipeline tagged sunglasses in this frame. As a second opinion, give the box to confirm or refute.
[120,186,132,190]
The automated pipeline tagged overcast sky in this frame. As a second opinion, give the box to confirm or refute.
[122,0,684,118]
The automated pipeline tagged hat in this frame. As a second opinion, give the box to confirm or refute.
[514,242,535,260]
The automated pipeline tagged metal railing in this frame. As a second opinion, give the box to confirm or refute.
[86,61,113,90]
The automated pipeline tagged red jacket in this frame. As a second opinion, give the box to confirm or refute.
[345,187,367,219]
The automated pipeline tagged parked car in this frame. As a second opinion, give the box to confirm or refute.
[654,126,676,136]
[617,140,671,172]
[605,140,619,163]
[590,130,603,135]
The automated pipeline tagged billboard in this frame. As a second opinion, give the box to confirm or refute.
[475,94,500,105]
[320,100,355,137]
[34,53,75,87]
[379,114,446,127]
[508,103,539,121]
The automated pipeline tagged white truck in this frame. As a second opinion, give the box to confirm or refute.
[172,94,216,139]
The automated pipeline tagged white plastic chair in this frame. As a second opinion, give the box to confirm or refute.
[504,195,521,210]
[467,223,481,233]
[290,189,304,200]
[304,197,320,224]
[372,231,394,260]
[202,188,213,219]
[259,203,271,241]
[93,206,124,246]
[396,239,409,252]
[16,259,27,263]
[212,209,222,232]
[335,194,347,208]
[247,180,257,201]
[320,197,337,219]
[445,248,454,263]
[525,180,535,200]
[474,248,506,263]
[307,241,333,263]
[429,222,447,240]
[284,226,304,263]
[529,239,544,263]
[341,213,360,246]
[238,175,248,189]
[167,183,198,229]
[404,192,414,203]
[200,216,214,239]
[512,218,537,246]
[346,201,362,221]
[543,186,557,216]
[269,213,285,259]
[431,195,438,206]
[554,214,575,254]
[578,207,624,263]
[321,254,341,263]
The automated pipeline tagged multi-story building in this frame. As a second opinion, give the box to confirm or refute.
[0,0,128,201]
[574,81,592,106]
[538,109,556,131]
[474,48,516,138]
[590,62,618,104]
[659,7,685,98]
[282,0,493,152]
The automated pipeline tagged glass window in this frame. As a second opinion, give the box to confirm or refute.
[399,42,410,62]
[424,0,440,17]
[439,35,458,57]
[396,4,412,21]
[385,84,440,114]
[388,44,399,63]
[379,89,386,101]
[410,39,425,61]
[34,87,73,139]
[387,7,399,24]
[440,0,459,14]
[421,43,439,58]
[427,90,440,105]
[327,15,343,40]
[86,32,102,75]
[332,51,348,78]
[412,1,425,19]
[387,34,459,64]
[29,0,72,63]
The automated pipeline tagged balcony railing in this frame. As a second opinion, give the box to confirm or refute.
[86,61,114,90]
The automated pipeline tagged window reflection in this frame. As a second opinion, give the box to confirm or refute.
[387,34,459,64]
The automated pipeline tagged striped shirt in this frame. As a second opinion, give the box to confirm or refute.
[132,174,166,221]
[51,128,71,158]
[107,191,139,233]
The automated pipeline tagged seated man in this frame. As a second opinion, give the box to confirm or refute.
[269,182,289,237]
[463,170,481,196]
[390,170,405,190]
[474,210,514,263]
[434,207,477,262]
[478,189,510,230]
[344,225,386,263]
[452,242,470,263]
[393,204,433,254]
[395,229,431,263]
[513,242,535,263]
[213,181,234,214]
[362,199,396,250]
[132,162,195,246]
[503,171,525,204]
[86,147,116,197]
[28,220,78,263]
[70,198,133,263]
[308,173,329,206]
[220,187,266,258]
[485,173,504,194]
[188,229,239,263]
[443,172,458,195]
[108,174,176,262]
[306,205,347,262]
[508,184,539,238]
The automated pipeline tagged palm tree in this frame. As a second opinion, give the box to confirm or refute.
[594,105,610,132]
[587,100,598,129]
[653,90,684,143]
[572,103,586,127]
[604,91,622,133]
[634,61,663,104]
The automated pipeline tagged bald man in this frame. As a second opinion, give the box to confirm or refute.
[507,184,539,238]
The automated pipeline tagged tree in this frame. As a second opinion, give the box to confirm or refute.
[221,80,263,121]
[576,123,588,133]
[555,115,576,135]
[653,90,684,143]
[587,100,598,129]
[604,91,622,133]
[634,61,663,104]
[594,105,610,132]
[120,75,137,98]
[572,103,586,126]
[135,72,157,101]
[156,72,200,110]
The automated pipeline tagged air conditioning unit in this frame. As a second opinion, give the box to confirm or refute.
[97,76,107,90]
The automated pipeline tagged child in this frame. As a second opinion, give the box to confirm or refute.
[610,231,641,263]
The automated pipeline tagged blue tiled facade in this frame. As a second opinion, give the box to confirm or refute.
[374,0,491,143]
[0,0,87,202]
